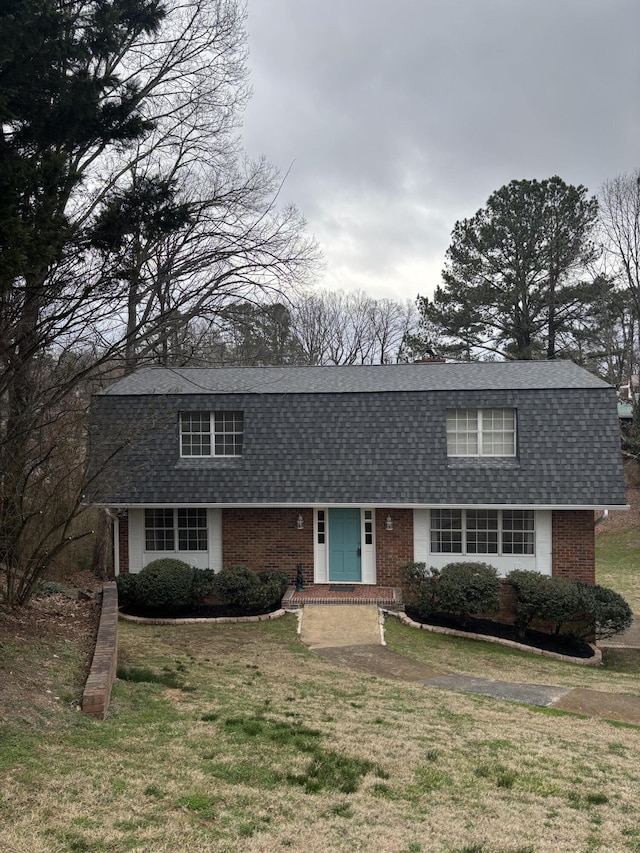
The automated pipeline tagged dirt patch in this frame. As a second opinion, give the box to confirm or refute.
[313,643,445,681]
[554,686,640,724]
[0,574,102,724]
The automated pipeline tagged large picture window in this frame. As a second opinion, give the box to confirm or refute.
[430,509,534,556]
[446,408,516,457]
[145,508,207,551]
[180,412,243,457]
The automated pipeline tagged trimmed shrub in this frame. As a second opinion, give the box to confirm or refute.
[507,570,555,639]
[115,573,140,609]
[191,568,217,603]
[258,570,289,605]
[436,562,501,625]
[575,582,632,640]
[506,571,632,641]
[135,559,195,608]
[213,565,286,613]
[507,570,584,638]
[402,562,440,620]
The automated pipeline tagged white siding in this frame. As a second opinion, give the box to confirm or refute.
[412,508,552,577]
[127,508,221,574]
[314,508,328,583]
[413,509,429,564]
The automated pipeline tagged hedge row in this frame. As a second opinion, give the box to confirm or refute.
[116,560,289,614]
[403,562,632,641]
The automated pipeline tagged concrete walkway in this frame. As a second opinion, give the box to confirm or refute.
[298,605,640,723]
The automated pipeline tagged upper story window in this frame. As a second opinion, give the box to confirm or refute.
[446,408,516,457]
[180,411,244,457]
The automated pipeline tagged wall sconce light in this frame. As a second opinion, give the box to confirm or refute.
[385,514,393,531]
[296,513,304,530]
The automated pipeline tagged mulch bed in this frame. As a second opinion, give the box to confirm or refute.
[405,610,595,658]
[119,601,283,619]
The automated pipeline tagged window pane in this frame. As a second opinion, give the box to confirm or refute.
[145,508,174,551]
[213,411,243,456]
[481,408,516,456]
[466,510,498,554]
[180,412,211,456]
[430,509,463,553]
[446,409,478,456]
[502,510,534,554]
[177,508,207,551]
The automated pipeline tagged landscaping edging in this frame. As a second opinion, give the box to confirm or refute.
[382,608,603,666]
[118,608,287,625]
[82,582,119,719]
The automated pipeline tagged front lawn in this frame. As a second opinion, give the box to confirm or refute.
[2,616,640,853]
[596,528,640,613]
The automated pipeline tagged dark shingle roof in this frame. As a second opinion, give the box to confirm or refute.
[99,361,611,396]
[88,362,626,509]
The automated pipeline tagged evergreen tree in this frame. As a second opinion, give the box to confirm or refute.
[418,177,598,360]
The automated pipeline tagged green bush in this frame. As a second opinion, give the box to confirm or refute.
[191,568,217,603]
[38,581,72,598]
[134,559,196,608]
[115,573,140,609]
[436,561,501,625]
[506,571,632,641]
[507,570,584,638]
[402,562,439,620]
[507,570,554,638]
[212,565,286,613]
[575,582,632,640]
[258,570,289,604]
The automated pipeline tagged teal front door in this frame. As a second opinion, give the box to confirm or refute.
[328,509,361,582]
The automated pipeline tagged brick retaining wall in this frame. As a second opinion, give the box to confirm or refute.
[81,582,118,720]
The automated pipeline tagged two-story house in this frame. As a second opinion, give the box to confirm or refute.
[87,361,626,589]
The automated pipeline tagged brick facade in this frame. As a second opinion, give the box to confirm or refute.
[118,511,130,574]
[222,508,315,586]
[374,508,414,586]
[113,506,596,588]
[551,509,595,584]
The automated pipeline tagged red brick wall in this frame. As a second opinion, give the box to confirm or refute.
[118,511,129,575]
[375,508,414,586]
[222,508,315,586]
[551,510,595,584]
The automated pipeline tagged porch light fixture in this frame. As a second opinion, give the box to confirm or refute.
[296,513,304,530]
[385,514,393,531]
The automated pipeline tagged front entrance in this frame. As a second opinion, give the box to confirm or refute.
[328,508,361,582]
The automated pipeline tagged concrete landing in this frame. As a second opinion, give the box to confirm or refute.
[300,604,382,648]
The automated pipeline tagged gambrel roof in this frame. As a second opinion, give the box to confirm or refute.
[89,361,626,509]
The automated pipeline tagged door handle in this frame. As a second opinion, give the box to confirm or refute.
[357,546,361,557]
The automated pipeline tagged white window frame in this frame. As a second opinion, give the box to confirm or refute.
[446,408,516,457]
[180,411,244,458]
[430,508,534,556]
[144,508,208,552]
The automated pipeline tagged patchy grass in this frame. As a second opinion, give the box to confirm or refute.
[383,618,640,695]
[596,528,640,613]
[2,616,640,852]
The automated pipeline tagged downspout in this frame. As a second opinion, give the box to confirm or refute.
[104,508,120,576]
[594,509,609,528]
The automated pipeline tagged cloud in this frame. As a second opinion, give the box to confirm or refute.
[243,0,640,299]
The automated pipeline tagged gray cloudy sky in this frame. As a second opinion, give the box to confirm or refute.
[242,0,639,302]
